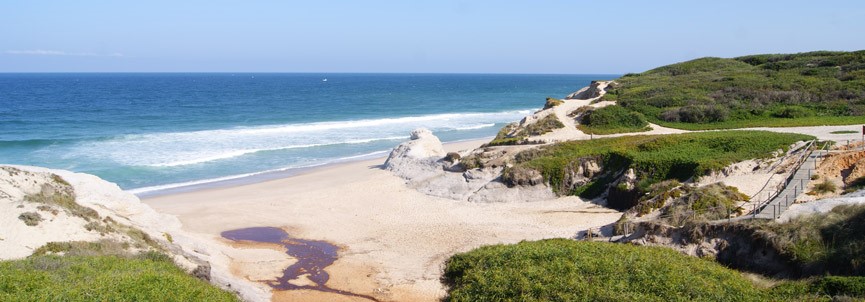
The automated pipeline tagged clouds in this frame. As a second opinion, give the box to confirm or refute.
[5,49,123,57]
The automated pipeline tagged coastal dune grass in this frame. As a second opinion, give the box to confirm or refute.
[443,239,863,302]
[577,105,651,135]
[753,204,865,275]
[487,114,565,146]
[514,130,813,197]
[0,254,238,302]
[605,50,865,129]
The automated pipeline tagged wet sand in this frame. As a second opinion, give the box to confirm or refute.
[143,139,622,301]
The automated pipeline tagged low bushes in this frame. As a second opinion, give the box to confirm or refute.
[511,131,812,198]
[755,204,865,275]
[443,239,864,301]
[578,105,650,134]
[0,255,238,301]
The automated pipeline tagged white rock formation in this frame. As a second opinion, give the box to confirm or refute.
[384,129,557,202]
[384,128,447,182]
[0,165,269,302]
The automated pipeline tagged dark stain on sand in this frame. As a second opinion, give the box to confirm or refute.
[221,227,379,301]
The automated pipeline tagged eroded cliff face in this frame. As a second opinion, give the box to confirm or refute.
[0,165,269,302]
[622,222,795,277]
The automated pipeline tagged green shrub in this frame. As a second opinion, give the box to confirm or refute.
[579,105,650,134]
[443,239,865,302]
[512,131,812,197]
[444,239,767,302]
[609,50,865,129]
[845,176,865,193]
[486,123,524,146]
[771,106,814,118]
[543,97,563,109]
[23,178,99,221]
[812,180,838,194]
[661,183,747,225]
[17,212,43,226]
[32,240,131,257]
[813,276,865,297]
[0,255,238,301]
[524,114,564,136]
[756,204,865,275]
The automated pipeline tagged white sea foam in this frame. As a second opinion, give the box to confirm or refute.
[64,109,534,168]
[149,137,405,167]
[127,150,391,195]
[452,123,496,130]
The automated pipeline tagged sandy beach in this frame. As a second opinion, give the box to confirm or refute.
[142,139,622,301]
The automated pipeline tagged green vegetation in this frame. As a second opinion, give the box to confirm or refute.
[0,254,238,301]
[443,239,862,301]
[604,51,865,129]
[831,130,859,134]
[660,183,748,225]
[17,212,43,226]
[512,131,812,199]
[753,204,865,275]
[524,114,564,136]
[577,105,651,135]
[486,114,564,146]
[631,180,683,216]
[33,240,142,258]
[543,97,563,109]
[0,169,237,301]
[487,123,523,146]
[845,176,865,193]
[811,180,838,195]
[24,179,98,222]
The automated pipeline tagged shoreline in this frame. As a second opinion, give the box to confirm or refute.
[132,137,493,198]
[141,136,621,301]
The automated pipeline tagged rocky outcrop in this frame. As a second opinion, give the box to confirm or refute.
[566,81,610,100]
[384,129,557,202]
[0,165,268,302]
[561,157,605,192]
[384,128,447,182]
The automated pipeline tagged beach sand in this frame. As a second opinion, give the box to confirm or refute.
[143,139,622,301]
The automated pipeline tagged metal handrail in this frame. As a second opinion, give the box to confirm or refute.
[745,140,814,210]
[751,140,816,216]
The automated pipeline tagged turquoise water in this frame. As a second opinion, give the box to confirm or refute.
[0,73,616,193]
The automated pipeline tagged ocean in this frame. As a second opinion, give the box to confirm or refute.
[0,73,616,195]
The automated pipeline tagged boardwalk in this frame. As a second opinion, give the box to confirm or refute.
[752,149,825,219]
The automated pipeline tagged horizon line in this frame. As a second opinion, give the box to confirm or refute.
[0,71,624,76]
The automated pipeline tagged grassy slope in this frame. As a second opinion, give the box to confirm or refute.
[606,50,865,129]
[444,239,862,302]
[0,254,238,302]
[515,131,813,197]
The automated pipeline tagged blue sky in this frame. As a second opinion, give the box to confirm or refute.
[2,1,864,73]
